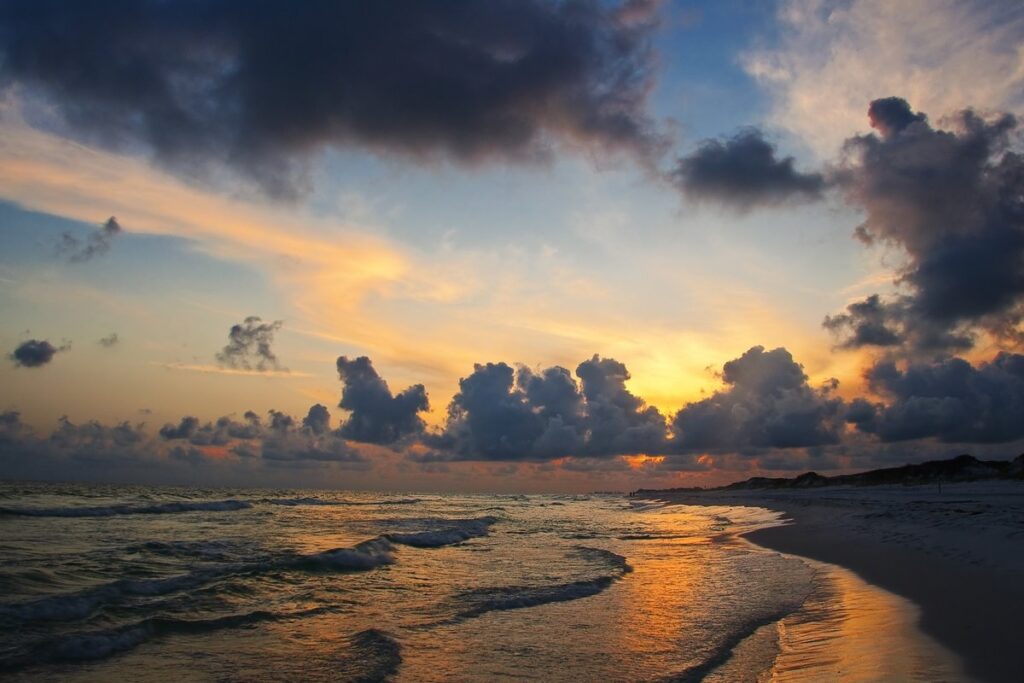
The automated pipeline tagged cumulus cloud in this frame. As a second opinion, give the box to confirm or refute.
[848,353,1024,443]
[429,361,578,460]
[259,432,366,467]
[158,411,268,445]
[0,0,664,198]
[155,406,367,467]
[0,399,379,485]
[0,414,154,477]
[10,339,65,367]
[216,316,285,371]
[671,128,825,210]
[47,416,147,461]
[0,410,26,444]
[825,97,1024,352]
[575,355,668,455]
[57,216,123,262]
[823,294,902,349]
[158,416,200,441]
[670,346,844,453]
[427,355,666,461]
[302,404,331,435]
[336,356,428,444]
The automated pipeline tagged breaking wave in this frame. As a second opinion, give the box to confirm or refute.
[0,607,330,672]
[386,516,499,548]
[0,496,424,518]
[0,539,395,627]
[266,496,421,507]
[454,547,631,619]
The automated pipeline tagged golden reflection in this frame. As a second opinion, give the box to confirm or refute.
[767,560,965,682]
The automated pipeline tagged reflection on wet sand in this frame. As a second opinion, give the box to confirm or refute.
[765,558,965,682]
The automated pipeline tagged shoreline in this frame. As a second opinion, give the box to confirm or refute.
[649,482,1024,683]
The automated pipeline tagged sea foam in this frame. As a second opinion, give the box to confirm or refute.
[386,516,499,548]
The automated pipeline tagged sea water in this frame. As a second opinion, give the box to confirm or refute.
[0,482,963,681]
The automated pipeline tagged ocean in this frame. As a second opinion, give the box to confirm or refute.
[0,482,962,681]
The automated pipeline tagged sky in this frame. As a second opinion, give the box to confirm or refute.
[1,0,1023,492]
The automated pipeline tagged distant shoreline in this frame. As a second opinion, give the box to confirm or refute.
[647,482,1024,683]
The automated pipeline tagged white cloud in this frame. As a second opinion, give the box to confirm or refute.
[745,0,1024,157]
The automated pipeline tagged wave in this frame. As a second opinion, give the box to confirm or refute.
[616,533,695,541]
[266,496,420,507]
[0,539,394,627]
[454,546,630,619]
[288,538,395,572]
[0,569,228,625]
[386,516,499,548]
[0,499,253,518]
[457,576,618,619]
[265,497,341,507]
[573,546,631,572]
[1,607,330,672]
[0,496,422,517]
[128,539,253,562]
[660,608,797,683]
[336,629,402,683]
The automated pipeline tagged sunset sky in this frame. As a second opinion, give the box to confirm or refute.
[2,0,1023,491]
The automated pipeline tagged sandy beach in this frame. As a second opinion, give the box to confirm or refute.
[649,481,1024,683]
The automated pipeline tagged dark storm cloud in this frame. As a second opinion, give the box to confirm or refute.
[0,410,26,444]
[259,433,367,467]
[57,216,122,262]
[0,406,372,484]
[228,406,367,467]
[148,405,367,466]
[302,404,331,435]
[0,0,664,198]
[159,409,296,446]
[336,356,429,445]
[159,416,199,440]
[168,445,207,466]
[427,355,667,461]
[430,361,574,460]
[848,353,1024,444]
[216,316,284,371]
[826,97,1024,352]
[267,409,294,433]
[866,96,927,138]
[671,128,826,210]
[10,339,62,367]
[670,346,844,452]
[159,412,259,445]
[823,294,974,353]
[575,355,668,454]
[823,294,904,349]
[47,415,147,457]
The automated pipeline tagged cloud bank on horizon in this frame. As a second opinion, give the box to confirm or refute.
[1,0,1023,489]
[3,345,1024,486]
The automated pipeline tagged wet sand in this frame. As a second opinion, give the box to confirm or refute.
[651,482,1024,683]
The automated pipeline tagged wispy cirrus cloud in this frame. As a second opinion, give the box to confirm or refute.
[155,362,313,378]
[744,0,1024,157]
